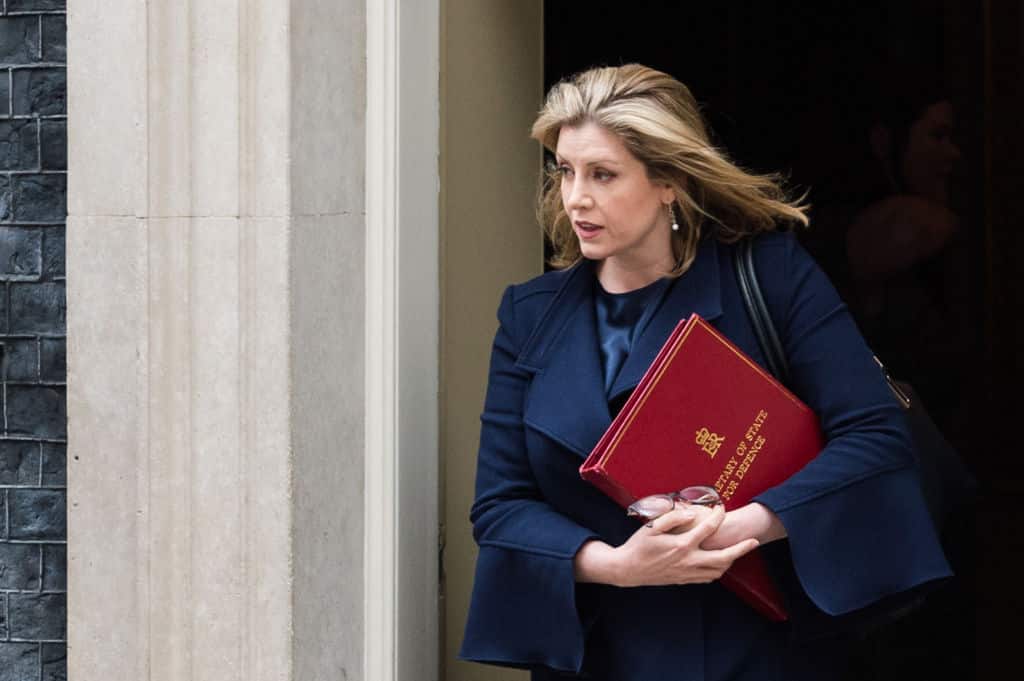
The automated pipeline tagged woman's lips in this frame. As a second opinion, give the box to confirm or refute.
[574,221,603,240]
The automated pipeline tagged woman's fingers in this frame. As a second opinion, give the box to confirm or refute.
[627,506,760,586]
[684,504,727,546]
[648,505,698,534]
[701,538,760,569]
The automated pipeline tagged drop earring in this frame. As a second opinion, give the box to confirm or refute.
[669,203,679,232]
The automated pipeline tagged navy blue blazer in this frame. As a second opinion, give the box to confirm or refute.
[459,232,951,681]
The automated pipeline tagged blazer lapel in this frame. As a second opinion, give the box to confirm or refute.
[515,238,726,458]
[517,261,612,459]
[607,237,725,399]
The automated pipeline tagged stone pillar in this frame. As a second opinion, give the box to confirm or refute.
[66,2,366,680]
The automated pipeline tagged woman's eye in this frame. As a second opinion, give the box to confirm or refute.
[594,169,614,181]
[557,165,573,177]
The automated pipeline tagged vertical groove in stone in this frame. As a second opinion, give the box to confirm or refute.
[236,1,289,217]
[187,0,196,221]
[146,0,191,218]
[146,220,192,681]
[186,218,195,681]
[187,219,195,681]
[191,220,242,681]
[190,0,239,217]
[237,7,254,677]
[236,221,292,681]
[236,0,249,219]
[237,221,249,681]
[141,220,152,681]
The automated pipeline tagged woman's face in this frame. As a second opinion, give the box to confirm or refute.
[555,122,675,274]
[901,100,960,204]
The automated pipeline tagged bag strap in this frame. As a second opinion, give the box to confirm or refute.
[734,238,912,409]
[734,238,789,383]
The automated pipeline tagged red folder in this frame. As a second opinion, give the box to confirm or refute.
[580,314,825,621]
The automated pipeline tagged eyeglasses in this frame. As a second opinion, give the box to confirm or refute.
[626,485,722,525]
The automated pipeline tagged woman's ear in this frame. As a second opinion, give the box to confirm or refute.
[660,182,679,206]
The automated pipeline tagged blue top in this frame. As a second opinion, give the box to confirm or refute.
[594,277,671,395]
[459,234,951,680]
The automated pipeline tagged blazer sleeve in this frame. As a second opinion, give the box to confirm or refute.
[458,285,599,673]
[750,233,952,617]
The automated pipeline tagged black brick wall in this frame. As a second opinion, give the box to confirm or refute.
[0,1,66,680]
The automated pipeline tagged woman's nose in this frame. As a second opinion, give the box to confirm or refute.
[565,179,592,210]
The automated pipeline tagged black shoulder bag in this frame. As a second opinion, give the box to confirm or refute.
[733,238,973,643]
[732,238,976,536]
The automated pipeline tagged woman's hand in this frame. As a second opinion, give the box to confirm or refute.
[574,504,760,587]
[700,502,787,551]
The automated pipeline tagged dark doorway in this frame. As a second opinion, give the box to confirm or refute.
[546,1,1023,678]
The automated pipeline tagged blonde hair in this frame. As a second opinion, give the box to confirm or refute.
[531,64,809,274]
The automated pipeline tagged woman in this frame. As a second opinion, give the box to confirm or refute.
[459,64,950,681]
[841,86,975,681]
[845,90,967,449]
